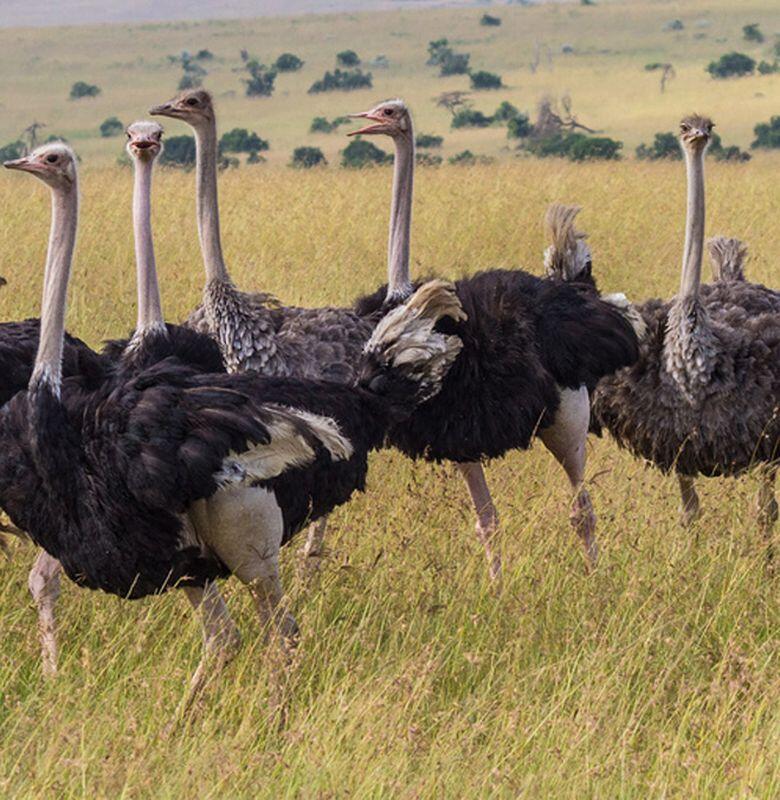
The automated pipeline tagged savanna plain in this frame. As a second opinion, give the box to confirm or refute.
[0,0,779,797]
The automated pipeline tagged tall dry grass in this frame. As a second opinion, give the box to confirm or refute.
[0,156,778,797]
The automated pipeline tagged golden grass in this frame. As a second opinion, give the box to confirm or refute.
[0,151,778,797]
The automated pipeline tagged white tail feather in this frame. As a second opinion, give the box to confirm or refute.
[707,236,747,282]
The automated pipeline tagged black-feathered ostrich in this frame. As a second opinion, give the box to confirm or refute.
[1,142,465,703]
[149,89,400,571]
[348,99,642,575]
[591,116,780,551]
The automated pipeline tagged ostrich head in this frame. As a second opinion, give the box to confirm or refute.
[348,99,412,141]
[542,203,593,284]
[679,114,713,154]
[126,120,164,163]
[150,89,215,128]
[3,143,77,191]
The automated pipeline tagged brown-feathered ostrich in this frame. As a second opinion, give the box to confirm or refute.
[349,99,642,575]
[1,142,465,706]
[591,116,780,553]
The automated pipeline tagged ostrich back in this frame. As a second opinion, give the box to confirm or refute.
[592,293,780,476]
[355,269,639,463]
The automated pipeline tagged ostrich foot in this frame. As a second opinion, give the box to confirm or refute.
[28,550,62,677]
[678,475,701,528]
[571,487,598,569]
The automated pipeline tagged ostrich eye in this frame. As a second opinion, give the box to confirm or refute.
[45,154,58,164]
[186,97,199,107]
[383,108,393,116]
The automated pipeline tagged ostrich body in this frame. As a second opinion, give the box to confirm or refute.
[591,116,779,547]
[0,142,465,703]
[350,100,641,574]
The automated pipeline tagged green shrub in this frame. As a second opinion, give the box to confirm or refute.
[336,50,360,67]
[310,116,332,133]
[449,150,477,165]
[274,53,304,72]
[440,52,470,76]
[69,81,100,99]
[470,70,503,90]
[706,52,756,78]
[243,60,277,97]
[493,101,519,121]
[341,139,392,168]
[757,60,779,74]
[451,109,493,129]
[219,128,269,155]
[427,39,450,65]
[291,146,327,168]
[742,23,764,43]
[416,152,443,166]
[160,135,196,168]
[506,114,532,139]
[308,68,372,93]
[635,131,680,160]
[751,115,780,149]
[480,14,501,26]
[415,133,444,149]
[0,141,24,162]
[99,117,124,138]
[524,132,622,161]
[196,49,213,60]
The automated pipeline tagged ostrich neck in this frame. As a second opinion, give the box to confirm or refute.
[194,119,229,284]
[386,132,415,302]
[679,146,705,300]
[132,157,165,335]
[31,182,79,397]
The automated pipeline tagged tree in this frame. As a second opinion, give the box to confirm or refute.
[470,70,503,90]
[171,51,207,90]
[435,91,471,115]
[635,131,680,160]
[341,139,392,168]
[196,49,214,60]
[757,60,780,74]
[707,52,756,78]
[99,117,124,138]
[523,132,621,160]
[291,147,327,168]
[743,24,764,43]
[0,141,24,162]
[160,135,197,167]
[219,128,269,156]
[336,50,360,67]
[645,62,676,93]
[751,116,780,149]
[493,101,519,122]
[243,59,277,97]
[507,114,532,139]
[69,81,100,99]
[451,109,493,129]
[274,53,304,72]
[480,14,501,26]
[415,133,443,149]
[310,116,332,133]
[440,52,470,76]
[308,69,372,93]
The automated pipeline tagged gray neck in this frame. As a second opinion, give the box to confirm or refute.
[386,131,415,302]
[194,118,229,283]
[132,157,166,336]
[679,145,705,300]
[32,181,79,397]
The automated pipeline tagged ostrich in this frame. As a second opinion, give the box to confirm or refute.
[591,116,779,551]
[1,142,465,704]
[349,99,643,575]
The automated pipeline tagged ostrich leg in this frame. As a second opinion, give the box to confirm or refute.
[455,462,501,581]
[678,475,701,527]
[539,387,598,567]
[297,516,329,583]
[755,468,777,571]
[28,550,62,677]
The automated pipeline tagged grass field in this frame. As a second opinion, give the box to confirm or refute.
[0,0,779,797]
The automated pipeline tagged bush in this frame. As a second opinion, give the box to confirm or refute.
[196,49,214,61]
[160,135,196,168]
[0,141,24,162]
[243,60,277,97]
[290,146,327,168]
[751,116,780,149]
[336,50,360,67]
[416,152,442,166]
[757,60,779,74]
[440,51,470,76]
[506,114,532,139]
[99,117,124,138]
[524,132,622,161]
[219,128,269,155]
[743,24,764,43]
[449,150,477,165]
[635,131,681,160]
[493,101,520,122]
[415,133,443,149]
[470,70,503,90]
[309,68,372,93]
[480,14,501,26]
[69,81,100,99]
[708,132,751,162]
[706,52,756,78]
[310,116,350,133]
[274,53,304,72]
[341,139,392,168]
[427,38,450,65]
[451,109,493,129]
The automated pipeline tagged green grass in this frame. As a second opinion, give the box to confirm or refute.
[0,1,778,796]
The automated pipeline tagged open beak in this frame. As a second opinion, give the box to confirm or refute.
[3,156,41,174]
[347,111,386,136]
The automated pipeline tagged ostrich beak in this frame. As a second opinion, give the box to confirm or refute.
[3,156,42,174]
[347,111,386,136]
[149,102,175,117]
